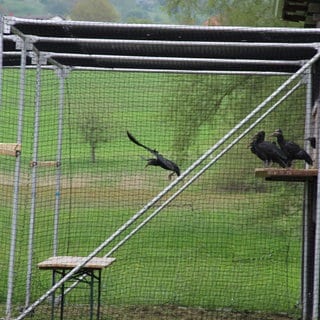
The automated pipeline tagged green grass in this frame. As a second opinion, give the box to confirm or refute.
[0,185,302,318]
[0,69,305,319]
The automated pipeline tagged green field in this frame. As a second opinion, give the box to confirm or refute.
[0,69,306,319]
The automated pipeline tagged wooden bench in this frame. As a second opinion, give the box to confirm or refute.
[38,256,116,320]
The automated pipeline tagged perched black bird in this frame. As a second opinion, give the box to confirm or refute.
[305,136,316,149]
[271,128,313,166]
[250,131,289,168]
[127,131,180,179]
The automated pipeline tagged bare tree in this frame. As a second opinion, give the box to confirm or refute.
[77,107,114,163]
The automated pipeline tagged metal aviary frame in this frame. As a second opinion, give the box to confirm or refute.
[1,16,320,320]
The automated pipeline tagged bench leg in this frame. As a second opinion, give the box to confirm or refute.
[49,268,105,320]
[60,270,65,320]
[51,271,56,320]
[97,270,102,320]
[89,271,94,320]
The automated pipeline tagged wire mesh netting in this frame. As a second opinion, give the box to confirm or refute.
[0,66,312,319]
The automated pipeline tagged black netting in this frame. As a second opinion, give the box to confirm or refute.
[1,66,312,319]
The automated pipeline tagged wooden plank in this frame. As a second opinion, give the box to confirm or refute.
[38,256,116,270]
[0,143,21,156]
[255,168,318,182]
[30,161,60,167]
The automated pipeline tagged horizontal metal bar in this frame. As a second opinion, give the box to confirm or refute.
[3,34,18,41]
[3,51,21,56]
[2,65,55,70]
[43,51,302,65]
[71,66,292,75]
[30,35,319,49]
[5,15,320,36]
[2,46,303,67]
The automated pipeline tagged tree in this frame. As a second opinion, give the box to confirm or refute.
[163,0,203,24]
[163,0,298,26]
[70,0,120,22]
[166,75,251,165]
[1,0,46,16]
[124,8,151,23]
[162,0,299,164]
[77,107,115,163]
[217,0,295,27]
[40,0,76,15]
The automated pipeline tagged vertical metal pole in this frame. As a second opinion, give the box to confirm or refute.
[6,38,27,319]
[25,53,42,309]
[301,67,314,320]
[313,94,320,320]
[311,52,320,320]
[313,125,320,320]
[53,67,67,256]
[0,15,4,110]
[304,179,317,320]
[312,53,320,320]
[305,67,313,158]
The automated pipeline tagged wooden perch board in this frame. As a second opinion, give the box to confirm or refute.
[0,143,21,156]
[30,161,60,167]
[255,168,318,182]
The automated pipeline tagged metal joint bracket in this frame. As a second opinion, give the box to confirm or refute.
[3,16,15,34]
[14,37,35,51]
[301,70,311,84]
[29,51,48,65]
[314,43,320,53]
[54,65,71,79]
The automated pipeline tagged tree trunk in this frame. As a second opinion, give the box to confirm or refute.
[91,144,96,163]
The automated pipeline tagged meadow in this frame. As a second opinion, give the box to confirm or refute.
[0,69,306,319]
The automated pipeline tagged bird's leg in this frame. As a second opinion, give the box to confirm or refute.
[168,172,175,180]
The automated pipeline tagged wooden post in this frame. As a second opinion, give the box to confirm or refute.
[255,168,317,320]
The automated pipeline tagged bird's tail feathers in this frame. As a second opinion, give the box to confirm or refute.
[127,131,145,148]
[127,130,158,154]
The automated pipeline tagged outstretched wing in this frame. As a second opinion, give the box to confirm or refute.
[127,131,157,155]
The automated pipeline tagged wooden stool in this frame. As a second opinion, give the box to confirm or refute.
[38,256,116,320]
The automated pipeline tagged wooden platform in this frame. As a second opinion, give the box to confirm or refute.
[255,168,318,182]
[38,256,116,270]
[38,256,116,320]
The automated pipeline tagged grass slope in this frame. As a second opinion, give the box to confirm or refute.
[0,69,305,319]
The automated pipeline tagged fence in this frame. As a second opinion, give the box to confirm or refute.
[1,17,320,320]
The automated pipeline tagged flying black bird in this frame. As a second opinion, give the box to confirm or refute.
[305,136,316,149]
[127,131,180,179]
[271,128,313,166]
[250,131,289,168]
